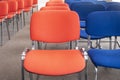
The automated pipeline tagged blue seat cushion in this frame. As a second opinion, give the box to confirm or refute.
[80,30,105,40]
[88,49,120,69]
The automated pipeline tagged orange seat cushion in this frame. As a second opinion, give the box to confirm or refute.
[24,50,85,76]
[0,16,6,19]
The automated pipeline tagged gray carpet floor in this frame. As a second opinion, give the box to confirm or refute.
[0,12,120,80]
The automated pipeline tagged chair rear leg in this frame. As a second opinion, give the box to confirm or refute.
[29,73,33,80]
[23,12,25,26]
[114,36,117,49]
[16,15,19,31]
[95,67,98,80]
[6,20,10,40]
[21,59,25,80]
[0,22,3,46]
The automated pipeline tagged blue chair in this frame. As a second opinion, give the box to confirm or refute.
[70,4,105,28]
[70,4,105,48]
[107,4,120,11]
[87,11,120,80]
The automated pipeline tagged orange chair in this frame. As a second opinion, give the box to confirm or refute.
[7,0,18,32]
[21,10,87,80]
[16,0,24,29]
[23,0,33,26]
[0,1,10,46]
[40,6,70,11]
[46,2,69,7]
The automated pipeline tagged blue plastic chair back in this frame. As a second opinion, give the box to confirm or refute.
[70,4,105,21]
[107,5,120,11]
[86,11,120,37]
[95,1,107,8]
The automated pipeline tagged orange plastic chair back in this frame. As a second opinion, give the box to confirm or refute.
[30,10,80,43]
[17,0,24,10]
[7,0,18,13]
[0,1,8,18]
[24,0,33,8]
[33,0,37,5]
[46,2,68,7]
[40,6,70,11]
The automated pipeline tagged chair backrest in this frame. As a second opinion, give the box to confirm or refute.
[86,11,120,37]
[33,0,38,5]
[40,6,70,10]
[0,1,8,17]
[17,0,24,10]
[30,10,80,43]
[7,0,18,13]
[107,5,120,11]
[24,0,33,8]
[70,4,105,21]
[46,2,69,7]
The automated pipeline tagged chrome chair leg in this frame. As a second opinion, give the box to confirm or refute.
[70,41,72,49]
[16,15,19,31]
[95,67,98,80]
[13,16,15,34]
[6,20,10,40]
[20,13,23,29]
[109,37,112,50]
[114,36,117,49]
[23,12,25,26]
[36,74,39,80]
[21,59,25,80]
[29,73,33,80]
[0,22,3,46]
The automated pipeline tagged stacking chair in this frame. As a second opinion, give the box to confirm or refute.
[87,11,120,80]
[23,0,33,26]
[0,1,10,46]
[71,4,105,48]
[46,2,69,7]
[16,0,24,29]
[70,4,105,28]
[7,0,18,33]
[21,10,87,80]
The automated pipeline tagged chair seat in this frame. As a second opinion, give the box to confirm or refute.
[80,30,105,40]
[0,16,7,19]
[88,49,120,69]
[7,12,15,19]
[24,50,85,76]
